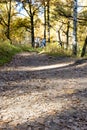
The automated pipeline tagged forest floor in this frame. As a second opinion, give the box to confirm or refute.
[0,52,87,130]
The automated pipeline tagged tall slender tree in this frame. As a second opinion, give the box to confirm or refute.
[0,0,16,43]
[73,0,78,55]
[20,0,41,47]
[66,20,70,49]
[44,0,47,41]
[7,0,12,42]
[47,0,50,42]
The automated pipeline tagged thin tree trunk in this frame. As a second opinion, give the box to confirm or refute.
[44,1,46,41]
[31,15,34,47]
[47,0,50,43]
[7,0,12,43]
[29,0,35,47]
[66,21,70,49]
[73,0,78,55]
[81,36,87,57]
[58,30,62,47]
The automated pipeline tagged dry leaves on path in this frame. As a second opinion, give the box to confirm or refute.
[0,52,87,130]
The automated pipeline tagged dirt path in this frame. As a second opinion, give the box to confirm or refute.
[0,52,87,130]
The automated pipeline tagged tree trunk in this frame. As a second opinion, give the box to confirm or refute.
[47,0,50,43]
[66,21,70,49]
[7,0,12,43]
[31,15,34,48]
[73,0,78,56]
[44,1,46,41]
[81,36,87,57]
[29,0,35,47]
[58,30,62,47]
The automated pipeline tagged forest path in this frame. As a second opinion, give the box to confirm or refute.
[0,52,87,130]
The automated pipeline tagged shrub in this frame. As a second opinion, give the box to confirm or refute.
[0,41,21,65]
[43,42,72,57]
[0,41,43,65]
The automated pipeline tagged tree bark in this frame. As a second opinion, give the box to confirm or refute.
[47,0,50,43]
[7,0,12,43]
[66,21,70,49]
[73,0,78,56]
[81,36,87,57]
[31,15,34,48]
[29,0,35,47]
[58,30,62,47]
[44,1,46,41]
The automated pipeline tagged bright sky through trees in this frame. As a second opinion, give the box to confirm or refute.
[16,0,87,17]
[16,2,28,17]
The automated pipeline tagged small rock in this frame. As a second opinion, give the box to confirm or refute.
[68,119,73,123]
[37,118,44,124]
[45,127,49,130]
[27,127,32,130]
[72,126,79,130]
[53,118,60,124]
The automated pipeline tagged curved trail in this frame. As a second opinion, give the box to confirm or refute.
[0,52,87,130]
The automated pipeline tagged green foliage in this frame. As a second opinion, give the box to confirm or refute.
[14,43,43,53]
[0,41,21,65]
[43,42,72,57]
[13,18,30,29]
[0,41,43,66]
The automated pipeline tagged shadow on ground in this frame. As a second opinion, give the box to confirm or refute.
[0,53,87,130]
[0,88,87,130]
[0,53,87,94]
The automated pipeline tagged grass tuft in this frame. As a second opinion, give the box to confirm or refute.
[0,41,21,65]
[0,41,43,66]
[43,43,72,57]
